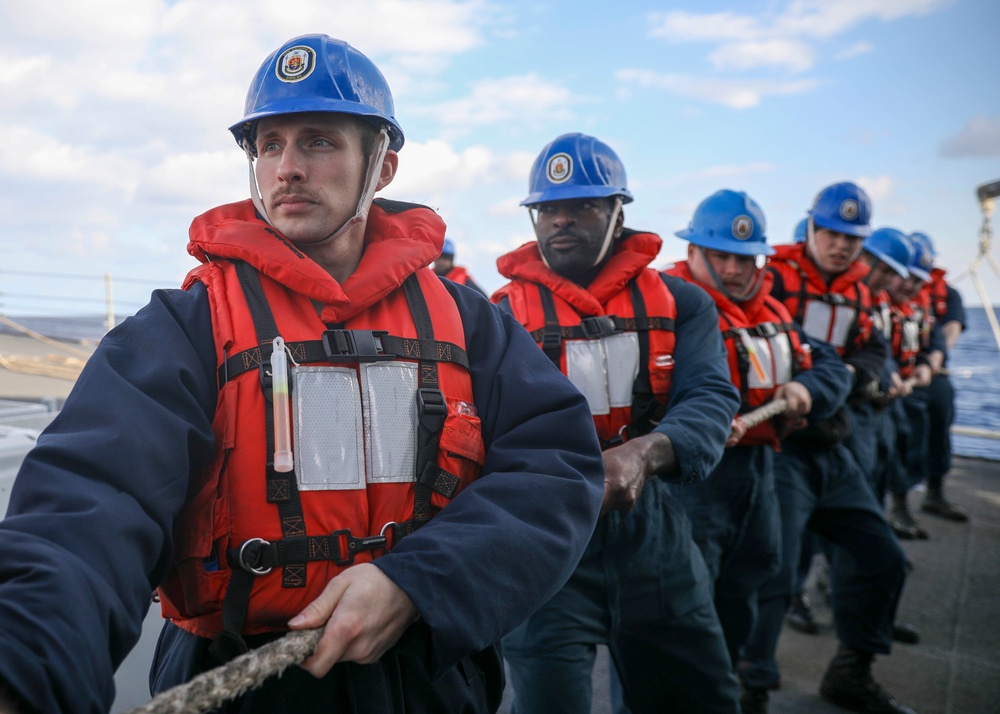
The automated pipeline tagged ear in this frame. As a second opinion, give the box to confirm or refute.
[376,150,398,191]
[687,244,697,261]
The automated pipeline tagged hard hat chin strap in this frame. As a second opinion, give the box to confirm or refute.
[592,197,623,268]
[245,129,391,246]
[246,144,270,226]
[527,196,623,270]
[697,246,766,304]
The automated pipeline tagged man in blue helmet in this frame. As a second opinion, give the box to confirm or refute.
[493,133,742,714]
[666,190,850,710]
[907,232,969,522]
[0,35,604,714]
[792,217,808,244]
[741,183,915,714]
[883,235,949,539]
[433,237,488,296]
[856,227,917,499]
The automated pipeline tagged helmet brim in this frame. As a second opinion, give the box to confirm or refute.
[675,228,775,256]
[521,184,634,207]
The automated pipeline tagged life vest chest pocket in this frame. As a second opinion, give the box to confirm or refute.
[565,333,640,416]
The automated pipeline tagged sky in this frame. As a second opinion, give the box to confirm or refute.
[2,0,1000,319]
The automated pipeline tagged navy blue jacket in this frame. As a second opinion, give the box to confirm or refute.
[653,275,741,483]
[0,280,604,713]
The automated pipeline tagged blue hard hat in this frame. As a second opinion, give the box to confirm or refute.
[229,34,404,153]
[521,133,634,207]
[910,231,936,258]
[906,233,933,282]
[793,217,808,243]
[675,189,773,256]
[863,227,912,278]
[441,238,455,256]
[808,182,873,237]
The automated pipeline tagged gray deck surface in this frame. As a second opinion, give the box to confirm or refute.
[498,454,1000,714]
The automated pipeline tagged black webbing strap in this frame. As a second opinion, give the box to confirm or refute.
[400,274,447,537]
[538,285,563,367]
[601,281,668,448]
[218,331,469,386]
[529,311,676,344]
[211,261,308,662]
[719,313,752,410]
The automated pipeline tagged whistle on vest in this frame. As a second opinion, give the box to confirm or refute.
[271,337,294,473]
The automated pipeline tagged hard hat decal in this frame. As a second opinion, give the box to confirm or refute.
[732,215,754,240]
[840,199,859,221]
[276,46,316,83]
[547,153,573,184]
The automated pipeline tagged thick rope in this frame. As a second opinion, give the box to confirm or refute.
[123,628,323,714]
[734,398,788,431]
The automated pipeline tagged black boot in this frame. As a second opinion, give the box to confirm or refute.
[921,487,968,522]
[787,593,819,634]
[889,493,928,540]
[820,644,917,713]
[739,684,769,714]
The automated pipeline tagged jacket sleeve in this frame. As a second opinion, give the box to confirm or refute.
[652,275,741,484]
[0,285,218,714]
[795,328,853,422]
[373,284,604,677]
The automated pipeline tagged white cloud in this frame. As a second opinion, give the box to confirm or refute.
[857,175,896,203]
[384,140,531,201]
[616,69,818,109]
[835,41,875,60]
[143,151,245,204]
[488,197,526,217]
[653,163,777,189]
[414,73,580,128]
[940,114,1000,158]
[649,0,952,43]
[709,39,815,73]
[0,123,139,194]
[649,11,761,42]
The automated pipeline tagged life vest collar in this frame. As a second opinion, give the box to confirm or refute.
[495,230,662,315]
[186,199,446,323]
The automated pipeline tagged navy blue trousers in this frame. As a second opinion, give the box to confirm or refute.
[741,441,906,689]
[503,479,740,714]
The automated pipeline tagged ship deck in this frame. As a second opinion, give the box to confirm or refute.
[495,454,1000,714]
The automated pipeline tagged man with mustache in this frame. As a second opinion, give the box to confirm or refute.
[493,133,742,713]
[0,35,605,714]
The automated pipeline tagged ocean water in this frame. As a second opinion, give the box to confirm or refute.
[947,306,1000,460]
[3,308,1000,460]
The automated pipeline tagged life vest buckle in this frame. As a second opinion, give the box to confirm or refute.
[237,538,272,575]
[322,329,396,362]
[541,331,561,351]
[331,529,389,566]
[754,323,778,338]
[417,387,447,432]
[579,315,617,338]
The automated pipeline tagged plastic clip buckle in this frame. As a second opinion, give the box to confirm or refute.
[331,529,389,566]
[322,330,394,362]
[580,315,616,338]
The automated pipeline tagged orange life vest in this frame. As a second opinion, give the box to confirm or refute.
[156,200,484,651]
[927,268,949,322]
[870,289,893,341]
[493,231,675,448]
[445,265,475,286]
[667,262,811,449]
[889,298,922,378]
[769,243,874,357]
